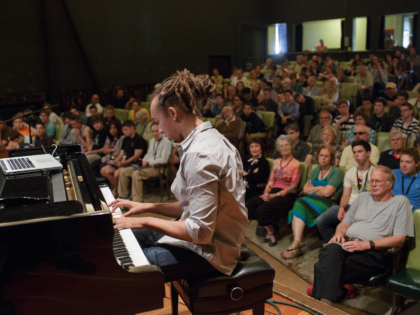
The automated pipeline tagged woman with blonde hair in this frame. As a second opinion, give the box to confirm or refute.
[320,77,339,112]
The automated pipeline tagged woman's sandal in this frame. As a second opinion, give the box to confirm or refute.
[264,233,272,243]
[281,248,302,259]
[287,240,304,251]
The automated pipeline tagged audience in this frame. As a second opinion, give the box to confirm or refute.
[312,166,413,305]
[85,94,103,117]
[87,104,100,129]
[242,138,270,201]
[303,76,320,97]
[249,70,261,87]
[343,111,376,146]
[85,115,108,163]
[69,114,92,153]
[278,82,296,102]
[236,81,245,95]
[70,106,88,125]
[316,140,373,243]
[333,100,355,144]
[367,97,395,132]
[43,104,63,127]
[261,80,280,102]
[210,68,223,86]
[264,66,277,81]
[308,110,342,145]
[230,69,249,87]
[34,121,54,147]
[214,106,243,147]
[294,93,316,138]
[391,102,419,138]
[103,105,122,131]
[289,73,303,93]
[383,82,398,107]
[129,100,150,123]
[294,55,305,74]
[339,125,380,169]
[0,118,13,149]
[320,77,339,112]
[241,103,265,143]
[356,97,373,120]
[119,123,170,202]
[336,69,349,83]
[60,111,77,145]
[378,130,405,170]
[39,110,56,137]
[112,88,134,110]
[135,110,149,137]
[233,94,245,117]
[355,65,374,104]
[258,88,278,112]
[284,144,343,259]
[242,87,258,108]
[389,90,409,119]
[5,130,25,150]
[277,90,299,135]
[272,124,310,162]
[247,135,301,247]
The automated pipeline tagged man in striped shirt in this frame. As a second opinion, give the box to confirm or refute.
[391,103,419,139]
[334,100,355,145]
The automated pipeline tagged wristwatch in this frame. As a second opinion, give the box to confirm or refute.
[369,240,375,250]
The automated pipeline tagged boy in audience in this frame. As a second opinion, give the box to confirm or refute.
[393,148,420,211]
[122,123,171,202]
[382,82,398,107]
[5,130,25,150]
[85,115,108,163]
[334,100,355,144]
[290,73,303,93]
[272,124,310,162]
[60,111,77,145]
[87,105,100,129]
[69,114,92,153]
[367,97,395,132]
[214,106,243,147]
[339,125,379,169]
[278,82,296,102]
[391,103,419,138]
[258,88,278,112]
[85,94,103,117]
[294,93,316,138]
[389,91,409,119]
[101,120,147,197]
[129,100,150,122]
[317,140,373,243]
[103,105,122,131]
[39,110,56,137]
[241,102,265,143]
[378,130,405,170]
[70,106,88,125]
[259,80,278,102]
[34,121,54,148]
[308,110,342,145]
[242,88,258,108]
[12,114,34,140]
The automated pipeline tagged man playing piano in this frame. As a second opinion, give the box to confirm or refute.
[110,69,248,281]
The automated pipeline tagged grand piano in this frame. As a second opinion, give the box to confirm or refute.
[0,145,165,315]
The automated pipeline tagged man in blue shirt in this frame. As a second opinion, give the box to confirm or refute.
[241,102,265,143]
[393,148,420,211]
[277,89,299,136]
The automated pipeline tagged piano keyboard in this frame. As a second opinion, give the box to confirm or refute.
[100,187,150,268]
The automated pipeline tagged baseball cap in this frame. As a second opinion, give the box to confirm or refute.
[385,82,396,89]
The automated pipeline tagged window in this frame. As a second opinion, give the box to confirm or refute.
[268,23,287,55]
[353,17,368,51]
[302,19,344,51]
[384,13,416,48]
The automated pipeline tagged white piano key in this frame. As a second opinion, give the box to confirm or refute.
[100,187,150,267]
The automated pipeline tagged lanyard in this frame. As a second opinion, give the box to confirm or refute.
[356,165,371,192]
[153,140,161,160]
[402,173,417,196]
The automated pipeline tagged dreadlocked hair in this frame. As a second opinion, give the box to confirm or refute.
[152,69,216,118]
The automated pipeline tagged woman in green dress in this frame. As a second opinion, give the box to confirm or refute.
[282,144,344,259]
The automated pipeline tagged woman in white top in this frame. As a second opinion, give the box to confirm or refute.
[109,70,248,281]
[320,77,339,112]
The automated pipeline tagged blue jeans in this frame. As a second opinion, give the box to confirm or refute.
[316,205,350,243]
[133,229,218,282]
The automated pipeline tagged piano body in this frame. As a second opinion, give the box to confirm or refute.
[0,145,165,315]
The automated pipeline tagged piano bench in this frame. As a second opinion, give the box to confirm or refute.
[170,245,275,315]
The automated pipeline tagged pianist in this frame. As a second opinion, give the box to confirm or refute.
[110,69,248,281]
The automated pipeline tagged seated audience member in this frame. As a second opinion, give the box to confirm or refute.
[343,112,376,146]
[273,124,310,162]
[85,115,108,163]
[318,65,334,82]
[289,73,303,93]
[251,83,261,100]
[278,82,296,102]
[388,57,403,87]
[247,135,301,246]
[310,61,319,77]
[69,114,92,153]
[5,130,25,150]
[316,39,327,52]
[70,106,88,125]
[303,76,320,97]
[12,113,34,141]
[352,54,362,67]
[262,58,273,70]
[87,105,100,129]
[39,110,56,137]
[368,97,395,132]
[43,103,63,127]
[264,81,280,102]
[135,110,149,137]
[278,52,289,65]
[308,110,342,145]
[92,122,124,177]
[120,123,170,202]
[389,91,409,119]
[311,166,413,305]
[230,69,249,87]
[129,100,150,122]
[379,130,406,170]
[277,90,298,136]
[284,145,344,259]
[226,85,237,103]
[101,120,147,197]
[383,82,398,107]
[103,105,122,131]
[248,70,260,88]
[281,69,290,83]
[343,65,355,77]
[215,106,243,147]
[305,126,341,172]
[339,125,380,169]
[112,88,134,109]
[355,65,373,103]
[243,138,270,201]
[356,97,373,120]
[222,82,230,99]
[258,88,278,112]
[334,100,355,144]
[236,81,245,95]
[371,60,388,98]
[85,94,103,117]
[391,103,419,138]
[294,93,316,138]
[408,90,420,112]
[242,88,258,108]
[34,121,53,148]
[59,111,78,144]
[255,65,264,80]
[294,55,305,74]
[299,74,308,88]
[210,68,223,86]
[241,102,265,143]
[317,140,373,243]
[233,94,245,117]
[336,69,349,83]
[393,148,420,210]
[264,66,277,81]
[320,77,339,112]
[0,117,13,149]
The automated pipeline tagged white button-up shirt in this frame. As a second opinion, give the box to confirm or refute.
[158,121,248,275]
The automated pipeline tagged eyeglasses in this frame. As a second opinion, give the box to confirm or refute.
[370,179,385,185]
[391,138,403,142]
[353,132,366,135]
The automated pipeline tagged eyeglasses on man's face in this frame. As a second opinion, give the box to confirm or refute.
[353,132,366,136]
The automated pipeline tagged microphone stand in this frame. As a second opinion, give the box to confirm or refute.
[1,104,60,146]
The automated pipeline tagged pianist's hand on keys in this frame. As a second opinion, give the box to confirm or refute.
[109,199,150,217]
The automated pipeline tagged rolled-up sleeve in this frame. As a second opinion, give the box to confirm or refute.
[183,152,221,245]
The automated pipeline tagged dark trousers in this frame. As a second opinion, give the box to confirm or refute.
[133,229,218,282]
[312,245,391,302]
[246,188,297,226]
